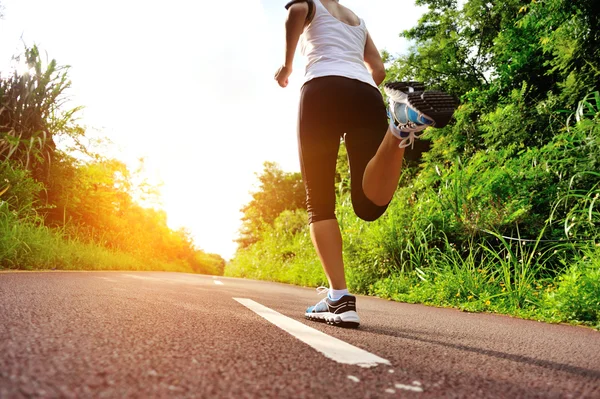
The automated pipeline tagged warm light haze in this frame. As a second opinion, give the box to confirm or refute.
[0,0,424,259]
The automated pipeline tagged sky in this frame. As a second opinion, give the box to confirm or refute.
[0,0,425,260]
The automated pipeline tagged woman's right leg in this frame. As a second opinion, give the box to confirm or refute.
[310,219,346,290]
[298,78,347,290]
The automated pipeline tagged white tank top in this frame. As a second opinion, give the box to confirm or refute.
[300,0,376,88]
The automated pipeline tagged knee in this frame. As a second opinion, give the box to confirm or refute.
[353,201,388,222]
[355,210,384,222]
[308,210,337,224]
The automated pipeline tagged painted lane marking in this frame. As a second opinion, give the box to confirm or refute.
[395,382,424,393]
[347,375,360,383]
[385,389,396,394]
[122,274,168,282]
[214,280,224,285]
[122,274,207,286]
[98,277,119,282]
[233,298,391,368]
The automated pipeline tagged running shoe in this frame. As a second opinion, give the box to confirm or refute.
[305,287,360,328]
[384,81,458,149]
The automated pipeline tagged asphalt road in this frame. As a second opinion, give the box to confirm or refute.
[1,271,599,398]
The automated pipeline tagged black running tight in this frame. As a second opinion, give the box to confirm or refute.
[297,76,390,224]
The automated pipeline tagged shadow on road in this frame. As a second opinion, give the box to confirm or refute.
[359,325,600,380]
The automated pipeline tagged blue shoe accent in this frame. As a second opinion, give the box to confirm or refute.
[393,103,434,126]
[387,109,411,139]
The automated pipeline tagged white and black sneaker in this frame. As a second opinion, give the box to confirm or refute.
[305,288,360,328]
[384,81,458,149]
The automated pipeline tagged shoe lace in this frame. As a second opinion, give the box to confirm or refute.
[396,124,427,149]
[388,108,428,149]
[315,286,329,304]
[316,286,329,295]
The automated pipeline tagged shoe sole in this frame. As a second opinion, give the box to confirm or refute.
[384,81,426,96]
[305,311,360,328]
[403,91,458,129]
[385,82,459,129]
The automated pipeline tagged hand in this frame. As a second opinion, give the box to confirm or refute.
[274,65,292,88]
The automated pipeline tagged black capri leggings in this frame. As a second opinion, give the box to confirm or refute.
[298,76,390,224]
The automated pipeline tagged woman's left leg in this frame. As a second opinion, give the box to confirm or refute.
[362,128,406,207]
[343,82,402,221]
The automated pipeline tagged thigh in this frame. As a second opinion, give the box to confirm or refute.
[343,81,390,220]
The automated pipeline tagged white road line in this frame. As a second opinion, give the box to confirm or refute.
[121,274,202,285]
[98,277,119,283]
[395,383,424,393]
[214,280,224,285]
[122,274,165,282]
[233,298,391,368]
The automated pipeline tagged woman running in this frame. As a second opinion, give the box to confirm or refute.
[275,0,456,328]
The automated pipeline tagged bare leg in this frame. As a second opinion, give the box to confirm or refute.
[310,219,346,290]
[362,127,406,206]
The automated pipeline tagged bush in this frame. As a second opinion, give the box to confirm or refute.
[0,161,44,218]
[545,247,600,327]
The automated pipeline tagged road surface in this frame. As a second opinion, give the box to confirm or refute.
[1,271,599,398]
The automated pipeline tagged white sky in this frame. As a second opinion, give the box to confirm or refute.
[0,0,425,260]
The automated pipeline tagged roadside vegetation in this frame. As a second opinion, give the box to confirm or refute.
[227,0,600,329]
[0,46,224,275]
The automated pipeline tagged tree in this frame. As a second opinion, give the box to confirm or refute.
[386,0,599,157]
[236,162,306,248]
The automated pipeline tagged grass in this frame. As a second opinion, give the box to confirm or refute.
[226,159,600,330]
[371,241,600,330]
[227,221,600,330]
[0,204,195,273]
[225,210,326,287]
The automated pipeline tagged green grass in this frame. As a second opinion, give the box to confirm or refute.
[371,242,600,330]
[225,210,326,287]
[0,205,195,273]
[226,161,600,330]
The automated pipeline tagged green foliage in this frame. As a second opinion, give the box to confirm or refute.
[545,247,600,327]
[0,204,193,272]
[0,161,44,218]
[481,228,560,309]
[227,209,325,286]
[0,45,82,183]
[237,162,305,248]
[0,45,224,274]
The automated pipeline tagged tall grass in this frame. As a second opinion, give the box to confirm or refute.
[0,45,78,176]
[0,204,195,273]
[481,227,560,309]
[226,209,326,286]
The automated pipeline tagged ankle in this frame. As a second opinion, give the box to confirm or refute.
[388,122,407,141]
[328,288,349,300]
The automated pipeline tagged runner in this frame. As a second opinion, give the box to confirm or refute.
[275,0,457,328]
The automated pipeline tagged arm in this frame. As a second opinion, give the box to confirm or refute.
[364,32,386,86]
[275,3,309,88]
